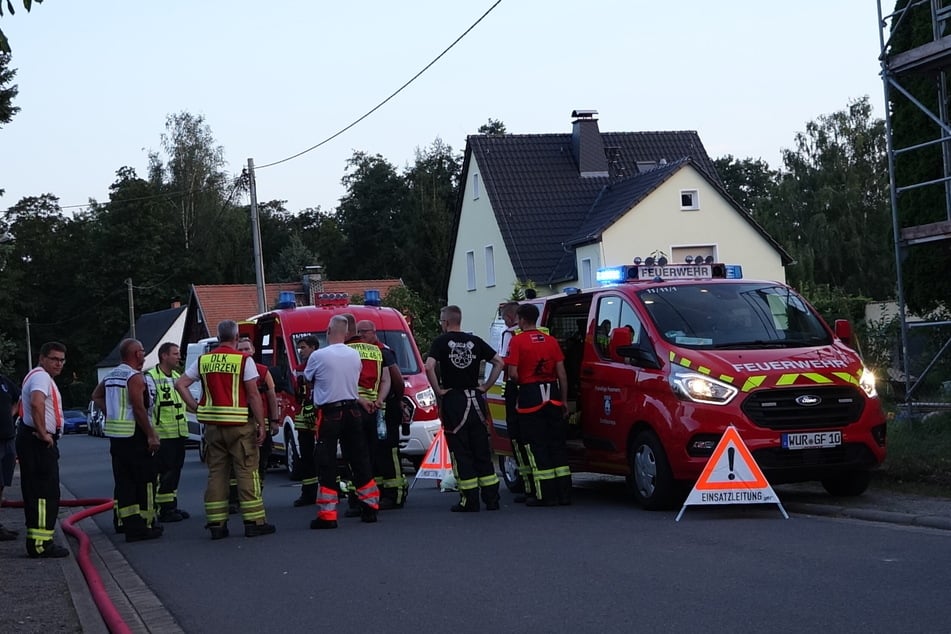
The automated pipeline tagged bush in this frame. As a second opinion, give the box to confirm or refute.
[879,410,951,491]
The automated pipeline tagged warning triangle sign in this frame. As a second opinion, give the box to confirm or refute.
[676,425,787,521]
[413,428,453,481]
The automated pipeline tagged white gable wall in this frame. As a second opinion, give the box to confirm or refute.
[96,309,189,383]
[599,166,786,283]
[447,155,518,341]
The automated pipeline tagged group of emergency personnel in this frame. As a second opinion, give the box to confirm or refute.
[85,299,570,542]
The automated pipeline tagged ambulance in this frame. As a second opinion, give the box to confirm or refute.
[487,259,887,509]
[240,292,441,476]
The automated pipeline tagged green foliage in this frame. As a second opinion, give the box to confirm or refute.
[881,413,951,489]
[712,155,777,219]
[0,0,42,54]
[383,285,441,354]
[0,329,16,375]
[477,118,507,135]
[0,51,18,127]
[510,279,537,301]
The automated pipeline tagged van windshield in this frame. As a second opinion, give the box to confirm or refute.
[637,283,831,349]
[289,330,420,375]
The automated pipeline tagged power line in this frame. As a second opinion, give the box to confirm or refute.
[256,0,503,170]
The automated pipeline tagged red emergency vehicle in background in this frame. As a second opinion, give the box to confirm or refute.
[240,291,441,475]
[488,259,887,509]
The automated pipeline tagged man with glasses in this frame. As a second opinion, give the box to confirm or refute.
[16,342,69,558]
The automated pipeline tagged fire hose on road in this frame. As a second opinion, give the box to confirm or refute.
[2,497,132,634]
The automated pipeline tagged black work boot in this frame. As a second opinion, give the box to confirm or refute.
[206,523,230,540]
[450,490,480,513]
[244,521,277,537]
[293,483,317,507]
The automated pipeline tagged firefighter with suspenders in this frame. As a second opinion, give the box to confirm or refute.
[146,342,191,523]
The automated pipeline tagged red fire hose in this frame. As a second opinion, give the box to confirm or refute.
[2,498,132,634]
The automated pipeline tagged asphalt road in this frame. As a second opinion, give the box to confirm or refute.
[59,434,951,634]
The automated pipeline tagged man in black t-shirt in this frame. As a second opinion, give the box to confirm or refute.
[0,372,22,541]
[425,305,504,512]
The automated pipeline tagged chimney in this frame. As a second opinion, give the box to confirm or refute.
[571,109,609,178]
[170,300,181,309]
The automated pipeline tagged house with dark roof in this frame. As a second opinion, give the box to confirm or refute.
[181,278,404,344]
[95,304,188,382]
[447,110,791,339]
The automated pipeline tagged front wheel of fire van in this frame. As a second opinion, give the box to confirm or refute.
[498,455,525,493]
[629,431,675,510]
[820,470,871,497]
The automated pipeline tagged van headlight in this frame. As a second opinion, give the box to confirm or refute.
[415,387,436,408]
[669,371,738,405]
[859,367,877,399]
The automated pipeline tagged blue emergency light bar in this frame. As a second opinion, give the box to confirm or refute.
[595,263,743,284]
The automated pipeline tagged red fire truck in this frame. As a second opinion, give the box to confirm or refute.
[241,292,441,475]
[487,260,886,509]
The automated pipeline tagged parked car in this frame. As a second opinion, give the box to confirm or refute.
[86,401,104,437]
[62,409,88,434]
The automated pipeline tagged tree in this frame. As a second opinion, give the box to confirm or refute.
[0,52,17,127]
[769,97,892,299]
[478,118,507,135]
[0,0,43,54]
[401,138,461,303]
[712,155,778,223]
[329,151,410,280]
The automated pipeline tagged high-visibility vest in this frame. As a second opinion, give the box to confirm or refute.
[104,364,139,438]
[348,341,383,401]
[197,347,250,426]
[147,366,189,439]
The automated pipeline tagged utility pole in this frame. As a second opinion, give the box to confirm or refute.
[25,317,32,370]
[248,158,267,314]
[127,278,136,339]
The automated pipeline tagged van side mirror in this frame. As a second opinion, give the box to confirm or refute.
[608,327,633,361]
[834,319,853,347]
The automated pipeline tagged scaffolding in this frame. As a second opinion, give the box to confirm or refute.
[878,0,951,411]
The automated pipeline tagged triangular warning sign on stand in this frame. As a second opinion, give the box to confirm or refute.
[676,425,788,521]
[411,428,453,487]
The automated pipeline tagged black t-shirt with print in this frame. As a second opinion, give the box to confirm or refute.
[428,332,496,390]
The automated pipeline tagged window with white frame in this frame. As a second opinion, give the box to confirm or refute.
[473,173,480,200]
[466,250,476,290]
[484,245,496,287]
[680,189,699,210]
[580,258,593,288]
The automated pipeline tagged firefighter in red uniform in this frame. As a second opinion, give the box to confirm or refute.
[176,320,276,540]
[505,303,571,506]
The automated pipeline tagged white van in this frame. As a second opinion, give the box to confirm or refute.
[183,336,218,460]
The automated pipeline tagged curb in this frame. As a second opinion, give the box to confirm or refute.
[784,501,951,531]
[60,482,184,634]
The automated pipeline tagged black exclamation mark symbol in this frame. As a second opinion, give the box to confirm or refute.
[727,447,736,480]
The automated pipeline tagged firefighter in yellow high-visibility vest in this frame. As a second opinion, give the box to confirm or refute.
[146,342,191,523]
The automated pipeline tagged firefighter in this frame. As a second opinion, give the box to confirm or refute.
[306,315,380,529]
[497,301,534,502]
[93,339,163,542]
[292,335,319,507]
[357,319,407,509]
[425,305,504,512]
[175,320,276,540]
[146,342,191,523]
[506,303,571,506]
[344,318,390,517]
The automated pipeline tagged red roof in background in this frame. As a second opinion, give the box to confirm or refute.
[192,279,402,331]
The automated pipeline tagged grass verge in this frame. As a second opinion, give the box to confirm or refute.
[875,410,951,497]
